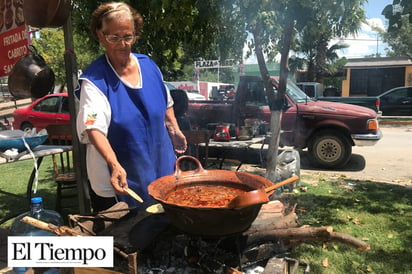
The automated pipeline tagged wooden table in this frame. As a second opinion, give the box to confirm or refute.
[206,136,267,169]
[0,145,72,224]
[208,136,266,149]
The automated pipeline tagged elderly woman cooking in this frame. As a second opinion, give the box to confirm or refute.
[76,2,187,212]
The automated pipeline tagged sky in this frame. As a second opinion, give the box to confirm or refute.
[336,0,393,58]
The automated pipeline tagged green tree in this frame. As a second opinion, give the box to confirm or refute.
[234,0,365,180]
[381,0,412,58]
[31,28,101,87]
[294,1,366,83]
[292,40,349,82]
[31,28,66,86]
[71,0,246,80]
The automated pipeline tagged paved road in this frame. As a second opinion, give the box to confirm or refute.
[301,124,412,185]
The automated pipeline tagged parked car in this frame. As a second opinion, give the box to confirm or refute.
[12,93,70,131]
[184,89,206,100]
[164,82,177,91]
[378,86,412,116]
[164,82,206,100]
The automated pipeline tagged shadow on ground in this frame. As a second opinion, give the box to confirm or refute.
[206,146,366,172]
[280,180,412,274]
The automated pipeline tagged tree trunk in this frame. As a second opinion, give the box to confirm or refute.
[252,18,295,182]
[315,34,328,84]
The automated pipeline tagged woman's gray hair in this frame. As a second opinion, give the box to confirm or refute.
[90,2,143,41]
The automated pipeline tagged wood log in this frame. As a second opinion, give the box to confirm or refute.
[245,226,370,251]
[21,216,80,236]
[246,202,299,234]
[246,211,299,234]
[328,231,371,251]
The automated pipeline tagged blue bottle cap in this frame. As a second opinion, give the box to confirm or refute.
[31,197,43,204]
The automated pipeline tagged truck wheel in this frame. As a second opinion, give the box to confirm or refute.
[308,130,352,168]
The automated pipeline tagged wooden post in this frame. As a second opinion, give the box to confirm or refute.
[62,12,91,214]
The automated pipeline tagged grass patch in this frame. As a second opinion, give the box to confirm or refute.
[0,157,60,228]
[0,160,411,273]
[281,174,412,274]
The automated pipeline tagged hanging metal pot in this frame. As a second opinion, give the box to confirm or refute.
[23,0,71,28]
[8,46,55,99]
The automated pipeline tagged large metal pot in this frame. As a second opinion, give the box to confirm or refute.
[148,155,274,237]
[8,47,55,99]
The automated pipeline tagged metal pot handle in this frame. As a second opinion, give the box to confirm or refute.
[174,155,205,179]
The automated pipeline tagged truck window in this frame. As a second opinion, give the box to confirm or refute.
[245,81,267,106]
[303,86,315,97]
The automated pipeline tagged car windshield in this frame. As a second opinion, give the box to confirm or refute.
[283,80,312,104]
[243,78,312,106]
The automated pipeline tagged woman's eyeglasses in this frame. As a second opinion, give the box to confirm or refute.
[102,32,136,44]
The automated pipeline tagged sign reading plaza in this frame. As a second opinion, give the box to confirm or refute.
[194,59,237,69]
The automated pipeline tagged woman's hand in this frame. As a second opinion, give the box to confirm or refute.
[109,163,128,195]
[165,107,187,154]
[170,130,187,154]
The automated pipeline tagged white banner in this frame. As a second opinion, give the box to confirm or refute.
[8,236,113,267]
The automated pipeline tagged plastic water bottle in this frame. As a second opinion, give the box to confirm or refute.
[12,267,28,274]
[12,266,61,274]
[10,197,64,236]
[10,197,64,274]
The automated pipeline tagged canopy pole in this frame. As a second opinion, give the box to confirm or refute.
[62,12,91,214]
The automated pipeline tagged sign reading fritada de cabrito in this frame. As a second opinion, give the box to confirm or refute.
[0,0,29,78]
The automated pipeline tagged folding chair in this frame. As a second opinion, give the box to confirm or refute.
[45,124,77,214]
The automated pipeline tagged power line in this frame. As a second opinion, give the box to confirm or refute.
[341,38,383,42]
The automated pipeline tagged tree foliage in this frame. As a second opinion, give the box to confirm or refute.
[293,0,366,83]
[31,28,101,86]
[382,0,412,58]
[71,0,247,81]
[31,29,66,86]
[231,0,366,180]
[31,0,367,86]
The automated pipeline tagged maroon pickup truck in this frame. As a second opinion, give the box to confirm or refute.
[186,76,382,168]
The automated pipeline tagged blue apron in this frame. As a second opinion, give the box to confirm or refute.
[79,53,176,207]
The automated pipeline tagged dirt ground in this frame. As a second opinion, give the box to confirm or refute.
[223,124,412,187]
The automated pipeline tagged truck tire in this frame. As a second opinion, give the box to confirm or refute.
[308,130,352,168]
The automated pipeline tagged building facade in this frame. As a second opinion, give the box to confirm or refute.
[342,57,412,97]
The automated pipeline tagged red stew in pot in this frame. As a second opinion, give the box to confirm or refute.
[165,184,247,207]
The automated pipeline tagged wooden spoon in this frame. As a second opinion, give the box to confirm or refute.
[124,188,144,203]
[228,175,299,209]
